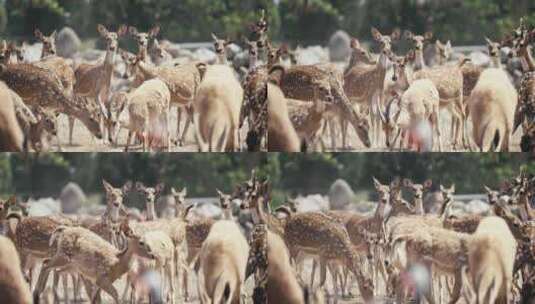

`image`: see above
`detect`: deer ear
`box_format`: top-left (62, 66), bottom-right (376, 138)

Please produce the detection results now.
top-left (483, 185), bottom-right (492, 194)
top-left (180, 187), bottom-right (187, 196)
top-left (403, 30), bottom-right (414, 40)
top-left (440, 185), bottom-right (445, 192)
top-left (391, 29), bottom-right (401, 41)
top-left (424, 31), bottom-right (433, 40)
top-left (102, 179), bottom-right (113, 192)
top-left (149, 25), bottom-right (160, 37)
top-left (211, 33), bottom-right (218, 41)
top-left (50, 30), bottom-right (57, 40)
top-left (216, 189), bottom-right (223, 197)
top-left (170, 187), bottom-right (177, 196)
top-left (122, 180), bottom-right (133, 193)
top-left (196, 62), bottom-right (207, 81)
top-left (350, 38), bottom-right (360, 49)
top-left (6, 195), bottom-right (17, 207)
top-left (371, 27), bottom-right (382, 41)
top-left (155, 183), bottom-right (165, 194)
top-left (423, 179), bottom-right (433, 188)
top-left (129, 26), bottom-right (139, 36)
top-left (372, 177), bottom-right (382, 190)
top-left (97, 24), bottom-right (108, 37)
top-left (446, 41), bottom-right (451, 48)
top-left (117, 25), bottom-right (128, 36)
top-left (450, 184), bottom-right (456, 192)
top-left (34, 29), bottom-right (44, 40)
top-left (135, 182), bottom-right (145, 191)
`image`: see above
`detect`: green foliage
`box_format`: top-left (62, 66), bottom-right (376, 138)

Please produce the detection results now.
top-left (2, 0), bottom-right (533, 45)
top-left (0, 3), bottom-right (8, 34)
top-left (0, 154), bottom-right (532, 206)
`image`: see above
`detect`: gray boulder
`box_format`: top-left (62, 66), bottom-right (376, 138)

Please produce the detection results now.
top-left (59, 182), bottom-right (86, 214)
top-left (192, 48), bottom-right (217, 64)
top-left (56, 27), bottom-right (81, 58)
top-left (293, 195), bottom-right (330, 212)
top-left (328, 30), bottom-right (351, 62)
top-left (470, 51), bottom-right (490, 67)
top-left (465, 200), bottom-right (490, 215)
top-left (328, 179), bottom-right (355, 210)
top-left (295, 46), bottom-right (329, 65)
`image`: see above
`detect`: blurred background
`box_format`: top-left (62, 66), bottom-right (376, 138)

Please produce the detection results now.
top-left (0, 153), bottom-right (533, 209)
top-left (0, 0), bottom-right (533, 46)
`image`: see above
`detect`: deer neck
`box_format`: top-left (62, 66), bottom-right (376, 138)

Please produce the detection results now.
top-left (491, 56), bottom-right (502, 69)
top-left (253, 198), bottom-right (285, 237)
top-left (399, 68), bottom-right (413, 91)
top-left (217, 53), bottom-right (228, 65)
top-left (373, 200), bottom-right (387, 223)
top-left (146, 201), bottom-right (157, 221)
top-left (138, 47), bottom-right (149, 63)
top-left (413, 49), bottom-right (426, 71)
top-left (249, 55), bottom-right (258, 71)
top-left (519, 194), bottom-right (534, 221)
top-left (113, 238), bottom-right (137, 279)
top-left (222, 208), bottom-right (234, 220)
top-left (413, 195), bottom-right (425, 215)
top-left (521, 46), bottom-right (535, 72)
top-left (136, 60), bottom-right (158, 78)
top-left (104, 48), bottom-right (117, 68)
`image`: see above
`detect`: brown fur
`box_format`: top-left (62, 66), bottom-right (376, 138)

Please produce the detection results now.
top-left (0, 235), bottom-right (32, 304)
top-left (267, 83), bottom-right (301, 152)
top-left (0, 82), bottom-right (24, 151)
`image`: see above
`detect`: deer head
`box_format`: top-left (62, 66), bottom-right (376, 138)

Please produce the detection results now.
top-left (0, 196), bottom-right (17, 221)
top-left (102, 179), bottom-right (132, 221)
top-left (435, 40), bottom-right (452, 63)
top-left (119, 49), bottom-right (138, 79)
top-left (129, 26), bottom-right (160, 51)
top-left (97, 24), bottom-right (127, 53)
top-left (266, 41), bottom-right (288, 68)
top-left (371, 27), bottom-right (400, 58)
top-left (483, 185), bottom-right (500, 205)
top-left (151, 39), bottom-right (168, 60)
top-left (485, 37), bottom-right (502, 58)
top-left (211, 33), bottom-right (231, 56)
top-left (404, 31), bottom-right (433, 52)
top-left (35, 29), bottom-right (57, 57)
top-left (103, 91), bottom-right (128, 144)
top-left (135, 182), bottom-right (164, 206)
top-left (373, 177), bottom-right (391, 204)
top-left (216, 189), bottom-right (232, 210)
top-left (403, 178), bottom-right (432, 199)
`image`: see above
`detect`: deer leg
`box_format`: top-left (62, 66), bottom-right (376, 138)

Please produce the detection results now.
top-left (68, 116), bottom-right (75, 146)
top-left (125, 130), bottom-right (133, 152)
top-left (448, 271), bottom-right (463, 304)
top-left (310, 258), bottom-right (317, 287)
top-left (33, 255), bottom-right (70, 302)
top-left (329, 263), bottom-right (340, 303)
top-left (62, 273), bottom-right (70, 304)
top-left (319, 257), bottom-right (328, 289)
top-left (96, 277), bottom-right (119, 304)
top-left (176, 107), bottom-right (182, 145)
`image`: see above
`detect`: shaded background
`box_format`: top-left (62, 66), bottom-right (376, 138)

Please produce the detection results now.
top-left (0, 153), bottom-right (533, 207)
top-left (0, 0), bottom-right (534, 46)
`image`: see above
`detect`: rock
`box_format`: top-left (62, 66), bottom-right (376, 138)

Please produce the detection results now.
top-left (328, 30), bottom-right (351, 62)
top-left (465, 200), bottom-right (490, 215)
top-left (232, 51), bottom-right (250, 70)
top-left (74, 49), bottom-right (105, 62)
top-left (294, 194), bottom-right (330, 212)
top-left (24, 43), bottom-right (42, 63)
top-left (59, 182), bottom-right (86, 214)
top-left (192, 202), bottom-right (222, 219)
top-left (226, 43), bottom-right (242, 60)
top-left (192, 48), bottom-right (217, 64)
top-left (470, 51), bottom-right (490, 67)
top-left (295, 46), bottom-right (329, 65)
top-left (26, 198), bottom-right (61, 216)
top-left (56, 27), bottom-right (81, 58)
top-left (328, 179), bottom-right (355, 210)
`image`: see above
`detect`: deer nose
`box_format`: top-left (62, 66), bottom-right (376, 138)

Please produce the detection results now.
top-left (392, 75), bottom-right (398, 82)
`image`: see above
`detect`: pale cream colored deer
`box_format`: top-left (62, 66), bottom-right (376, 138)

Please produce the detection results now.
top-left (0, 235), bottom-right (32, 304)
top-left (74, 24), bottom-right (127, 142)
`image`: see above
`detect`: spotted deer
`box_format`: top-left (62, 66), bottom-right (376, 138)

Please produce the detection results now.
top-left (74, 24), bottom-right (127, 142)
top-left (403, 178), bottom-right (432, 215)
top-left (270, 64), bottom-right (371, 148)
top-left (211, 33), bottom-right (231, 65)
top-left (136, 182), bottom-right (165, 221)
top-left (435, 40), bottom-right (453, 66)
top-left (345, 38), bottom-right (377, 74)
top-left (129, 25), bottom-right (160, 63)
top-left (0, 63), bottom-right (102, 140)
top-left (241, 178), bottom-right (375, 303)
top-left (0, 235), bottom-right (32, 304)
top-left (344, 28), bottom-right (400, 147)
top-left (404, 30), bottom-right (433, 71)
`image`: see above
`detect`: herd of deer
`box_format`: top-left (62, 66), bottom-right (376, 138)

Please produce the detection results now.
top-left (0, 170), bottom-right (534, 303)
top-left (0, 11), bottom-right (533, 152)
